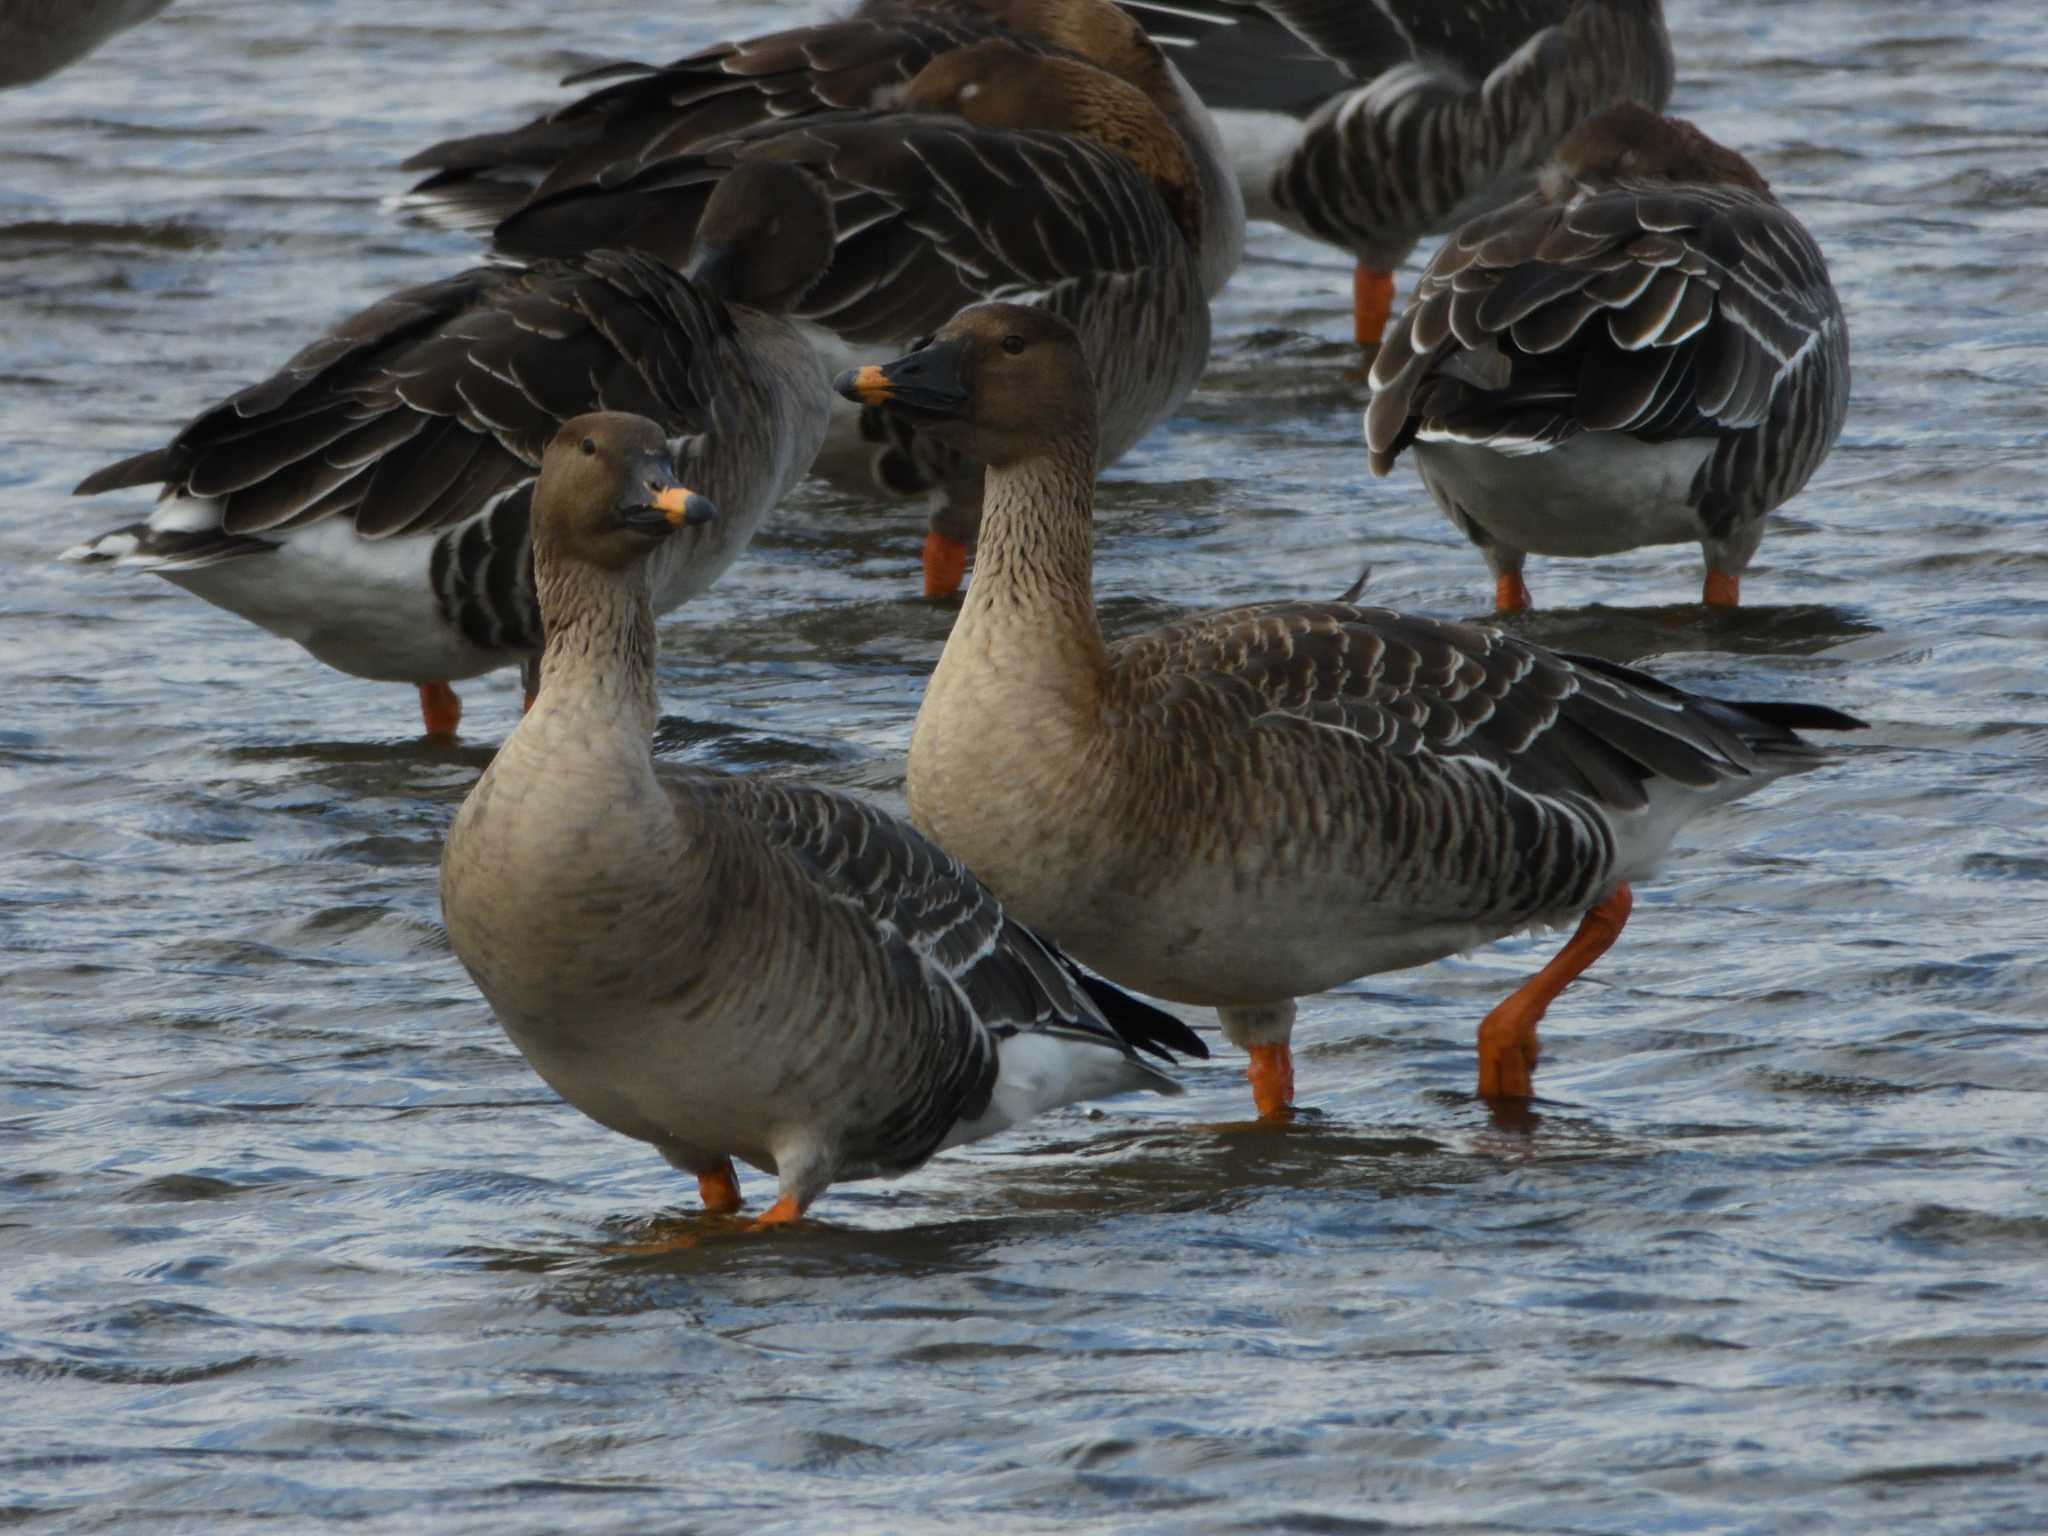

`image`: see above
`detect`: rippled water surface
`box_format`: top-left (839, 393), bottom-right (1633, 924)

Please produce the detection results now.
top-left (4, 1), bottom-right (2047, 1530)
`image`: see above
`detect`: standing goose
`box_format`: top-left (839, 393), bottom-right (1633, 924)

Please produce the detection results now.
top-left (440, 412), bottom-right (1206, 1229)
top-left (842, 304), bottom-right (1862, 1121)
top-left (64, 164), bottom-right (834, 737)
top-left (1120, 0), bottom-right (1672, 343)
top-left (480, 35), bottom-right (1217, 599)
top-left (1365, 105), bottom-right (1850, 613)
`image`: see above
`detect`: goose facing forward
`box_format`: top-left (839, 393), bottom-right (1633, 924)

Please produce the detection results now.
top-left (1120, 0), bottom-right (1672, 343)
top-left (1365, 104), bottom-right (1850, 614)
top-left (64, 163), bottom-right (834, 738)
top-left (841, 304), bottom-right (1862, 1120)
top-left (440, 413), bottom-right (1206, 1228)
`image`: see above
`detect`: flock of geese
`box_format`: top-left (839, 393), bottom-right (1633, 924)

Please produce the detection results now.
top-left (53, 0), bottom-right (1867, 1233)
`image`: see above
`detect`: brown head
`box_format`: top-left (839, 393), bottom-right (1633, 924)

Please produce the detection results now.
top-left (895, 0), bottom-right (1172, 102)
top-left (834, 302), bottom-right (1095, 469)
top-left (531, 412), bottom-right (716, 577)
top-left (1544, 104), bottom-right (1773, 199)
top-left (905, 40), bottom-right (1200, 249)
top-left (684, 161), bottom-right (837, 314)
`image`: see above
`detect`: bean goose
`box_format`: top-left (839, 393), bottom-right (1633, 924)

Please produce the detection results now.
top-left (841, 303), bottom-right (1863, 1120)
top-left (63, 163), bottom-right (834, 738)
top-left (412, 6), bottom-right (1226, 600)
top-left (440, 412), bottom-right (1206, 1229)
top-left (1120, 0), bottom-right (1672, 343)
top-left (0, 0), bottom-right (170, 88)
top-left (1365, 105), bottom-right (1850, 613)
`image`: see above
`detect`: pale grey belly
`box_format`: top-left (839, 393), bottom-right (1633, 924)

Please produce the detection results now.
top-left (1416, 435), bottom-right (1714, 556)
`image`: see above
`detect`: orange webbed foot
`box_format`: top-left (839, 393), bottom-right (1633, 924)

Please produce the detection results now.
top-left (748, 1194), bottom-right (805, 1231)
top-left (1475, 884), bottom-right (1632, 1101)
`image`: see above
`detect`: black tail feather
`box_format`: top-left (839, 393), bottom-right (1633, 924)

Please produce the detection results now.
top-left (1066, 963), bottom-right (1209, 1064)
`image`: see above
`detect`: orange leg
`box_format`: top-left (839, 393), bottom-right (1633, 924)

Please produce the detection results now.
top-left (416, 681), bottom-right (461, 737)
top-left (749, 1193), bottom-right (805, 1231)
top-left (923, 528), bottom-right (970, 599)
top-left (1495, 571), bottom-right (1533, 614)
top-left (1476, 883), bottom-right (1634, 1100)
top-left (1703, 571), bottom-right (1740, 608)
top-left (1246, 1042), bottom-right (1296, 1123)
top-left (1354, 267), bottom-right (1396, 347)
top-left (697, 1161), bottom-right (743, 1217)
top-left (522, 685), bottom-right (538, 714)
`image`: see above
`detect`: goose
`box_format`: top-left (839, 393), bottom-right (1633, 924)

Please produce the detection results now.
top-left (840, 303), bottom-right (1863, 1121)
top-left (63, 163), bottom-right (834, 738)
top-left (439, 412), bottom-right (1206, 1229)
top-left (0, 0), bottom-right (170, 89)
top-left (1365, 104), bottom-right (1850, 613)
top-left (406, 1), bottom-right (1232, 600)
top-left (1119, 0), bottom-right (1672, 344)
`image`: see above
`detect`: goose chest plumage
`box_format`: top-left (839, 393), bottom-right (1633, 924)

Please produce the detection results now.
top-left (1365, 104), bottom-right (1851, 613)
top-left (1118, 0), bottom-right (1673, 343)
top-left (405, 0), bottom-right (1233, 600)
top-left (63, 164), bottom-right (835, 737)
top-left (439, 412), bottom-right (1205, 1229)
top-left (842, 303), bottom-right (1864, 1121)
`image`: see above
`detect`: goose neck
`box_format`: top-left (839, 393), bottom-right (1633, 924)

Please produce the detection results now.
top-left (956, 438), bottom-right (1108, 677)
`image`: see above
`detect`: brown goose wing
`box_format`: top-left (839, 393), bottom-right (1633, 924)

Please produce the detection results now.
top-left (1109, 600), bottom-right (1854, 817)
top-left (1366, 183), bottom-right (1844, 476)
top-left (400, 12), bottom-right (1029, 229)
top-left (75, 251), bottom-right (733, 541)
top-left (494, 116), bottom-right (1190, 346)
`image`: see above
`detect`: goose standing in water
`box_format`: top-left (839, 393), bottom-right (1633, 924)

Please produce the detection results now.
top-left (439, 413), bottom-right (1206, 1229)
top-left (842, 304), bottom-right (1862, 1121)
top-left (1366, 105), bottom-right (1849, 613)
top-left (64, 165), bottom-right (834, 737)
top-left (1119, 0), bottom-right (1672, 344)
top-left (409, 2), bottom-right (1232, 600)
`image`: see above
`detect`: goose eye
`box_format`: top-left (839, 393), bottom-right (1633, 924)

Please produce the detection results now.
top-left (1001, 335), bottom-right (1025, 356)
top-left (580, 437), bottom-right (596, 457)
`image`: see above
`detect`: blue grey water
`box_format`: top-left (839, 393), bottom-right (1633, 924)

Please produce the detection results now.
top-left (2, 1), bottom-right (2045, 1530)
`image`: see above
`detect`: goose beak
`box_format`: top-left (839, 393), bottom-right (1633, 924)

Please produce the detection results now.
top-left (683, 239), bottom-right (736, 299)
top-left (620, 453), bottom-right (717, 532)
top-left (834, 338), bottom-right (969, 420)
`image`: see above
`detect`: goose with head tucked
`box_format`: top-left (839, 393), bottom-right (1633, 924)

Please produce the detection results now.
top-left (439, 412), bottom-right (1206, 1230)
top-left (64, 163), bottom-right (835, 738)
top-left (1365, 104), bottom-right (1850, 614)
top-left (1118, 0), bottom-right (1673, 344)
top-left (448, 15), bottom-right (1220, 600)
top-left (843, 303), bottom-right (1863, 1122)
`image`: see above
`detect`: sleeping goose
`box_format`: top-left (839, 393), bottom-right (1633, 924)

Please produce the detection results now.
top-left (0, 0), bottom-right (170, 88)
top-left (841, 303), bottom-right (1863, 1121)
top-left (63, 163), bottom-right (834, 738)
top-left (1120, 0), bottom-right (1672, 344)
top-left (439, 412), bottom-right (1206, 1229)
top-left (1365, 104), bottom-right (1850, 613)
top-left (485, 38), bottom-right (1215, 601)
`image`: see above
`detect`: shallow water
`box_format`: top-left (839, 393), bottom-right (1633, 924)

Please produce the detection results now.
top-left (3, 1), bottom-right (2046, 1531)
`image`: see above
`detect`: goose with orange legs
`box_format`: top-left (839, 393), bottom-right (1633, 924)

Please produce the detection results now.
top-left (844, 303), bottom-right (1862, 1122)
top-left (440, 413), bottom-right (1206, 1232)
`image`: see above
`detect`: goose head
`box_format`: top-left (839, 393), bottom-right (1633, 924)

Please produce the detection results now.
top-left (683, 160), bottom-right (837, 314)
top-left (531, 412), bottom-right (716, 576)
top-left (834, 303), bottom-right (1095, 469)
